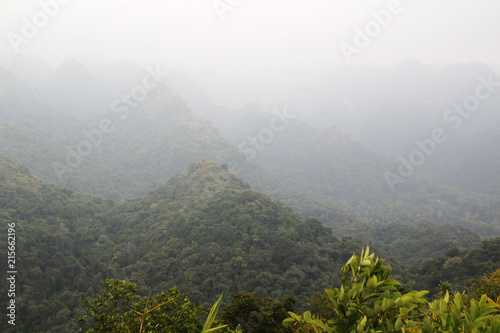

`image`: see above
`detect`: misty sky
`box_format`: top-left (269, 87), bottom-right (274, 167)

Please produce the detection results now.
top-left (1, 0), bottom-right (499, 107)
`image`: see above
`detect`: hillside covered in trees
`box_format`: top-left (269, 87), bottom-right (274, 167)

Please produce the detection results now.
top-left (0, 156), bottom-right (359, 331)
top-left (1, 57), bottom-right (500, 332)
top-left (1, 155), bottom-right (499, 332)
top-left (2, 0), bottom-right (500, 330)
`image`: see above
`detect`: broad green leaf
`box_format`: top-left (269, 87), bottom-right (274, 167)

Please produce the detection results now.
top-left (202, 293), bottom-right (224, 332)
top-left (395, 317), bottom-right (403, 330)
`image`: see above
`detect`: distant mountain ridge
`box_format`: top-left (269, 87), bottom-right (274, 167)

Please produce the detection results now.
top-left (1, 56), bottom-right (499, 237)
top-left (0, 58), bottom-right (354, 231)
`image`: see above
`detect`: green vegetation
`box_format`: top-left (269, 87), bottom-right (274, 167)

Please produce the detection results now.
top-left (79, 248), bottom-right (500, 332)
top-left (0, 155), bottom-right (114, 332)
top-left (79, 279), bottom-right (224, 333)
top-left (0, 157), bottom-right (355, 331)
top-left (104, 161), bottom-right (356, 306)
top-left (1, 155), bottom-right (499, 331)
top-left (286, 247), bottom-right (500, 332)
top-left (350, 221), bottom-right (481, 267)
top-left (417, 238), bottom-right (500, 293)
top-left (469, 269), bottom-right (500, 301)
top-left (2, 57), bottom-right (500, 332)
top-left (221, 293), bottom-right (294, 333)
top-left (286, 246), bottom-right (429, 332)
top-left (224, 114), bottom-right (500, 239)
top-left (2, 67), bottom-right (499, 243)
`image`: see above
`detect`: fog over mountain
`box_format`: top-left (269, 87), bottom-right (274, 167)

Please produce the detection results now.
top-left (1, 1), bottom-right (500, 332)
top-left (1, 0), bottom-right (500, 107)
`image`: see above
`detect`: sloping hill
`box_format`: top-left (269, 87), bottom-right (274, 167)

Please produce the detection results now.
top-left (223, 112), bottom-right (500, 237)
top-left (105, 161), bottom-right (355, 305)
top-left (0, 156), bottom-right (357, 332)
top-left (0, 154), bottom-right (114, 332)
top-left (0, 63), bottom-right (353, 230)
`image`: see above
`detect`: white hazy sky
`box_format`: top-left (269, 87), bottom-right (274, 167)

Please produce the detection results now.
top-left (1, 0), bottom-right (499, 107)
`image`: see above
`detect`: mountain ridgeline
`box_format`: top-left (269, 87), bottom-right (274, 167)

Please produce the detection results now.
top-left (0, 60), bottom-right (353, 229)
top-left (0, 156), bottom-right (499, 331)
top-left (1, 58), bottom-right (499, 240)
top-left (1, 56), bottom-right (500, 332)
top-left (0, 156), bottom-right (359, 332)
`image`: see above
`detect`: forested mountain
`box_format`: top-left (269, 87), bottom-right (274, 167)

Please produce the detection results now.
top-left (1, 57), bottom-right (498, 234)
top-left (417, 237), bottom-right (500, 293)
top-left (0, 60), bottom-right (342, 220)
top-left (351, 221), bottom-right (481, 268)
top-left (0, 61), bottom-right (279, 196)
top-left (103, 160), bottom-right (358, 305)
top-left (0, 67), bottom-right (85, 181)
top-left (0, 60), bottom-right (366, 253)
top-left (0, 154), bottom-right (114, 332)
top-left (1, 56), bottom-right (499, 331)
top-left (160, 66), bottom-right (239, 129)
top-left (0, 156), bottom-right (359, 332)
top-left (223, 110), bottom-right (500, 238)
top-left (3, 153), bottom-right (494, 331)
top-left (2, 0), bottom-right (500, 330)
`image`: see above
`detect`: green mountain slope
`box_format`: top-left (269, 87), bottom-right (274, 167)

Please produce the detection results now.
top-left (104, 161), bottom-right (356, 305)
top-left (0, 154), bottom-right (114, 332)
top-left (223, 112), bottom-right (500, 237)
top-left (417, 237), bottom-right (500, 293)
top-left (0, 63), bottom-right (355, 233)
top-left (0, 65), bottom-right (279, 197)
top-left (0, 156), bottom-right (358, 332)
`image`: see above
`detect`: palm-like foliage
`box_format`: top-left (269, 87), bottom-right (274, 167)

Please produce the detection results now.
top-left (285, 247), bottom-right (428, 332)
